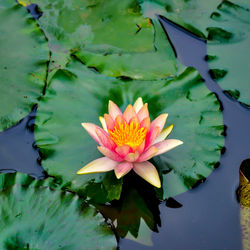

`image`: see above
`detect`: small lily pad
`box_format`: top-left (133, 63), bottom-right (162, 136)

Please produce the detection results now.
top-left (0, 0), bottom-right (49, 131)
top-left (0, 173), bottom-right (117, 249)
top-left (35, 59), bottom-right (224, 200)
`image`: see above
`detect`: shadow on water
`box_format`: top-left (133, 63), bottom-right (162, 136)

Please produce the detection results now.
top-left (120, 16), bottom-right (250, 250)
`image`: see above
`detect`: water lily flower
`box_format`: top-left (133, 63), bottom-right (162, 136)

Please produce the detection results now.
top-left (77, 98), bottom-right (183, 188)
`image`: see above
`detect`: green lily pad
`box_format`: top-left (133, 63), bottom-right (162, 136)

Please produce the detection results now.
top-left (0, 173), bottom-right (117, 249)
top-left (139, 0), bottom-right (220, 38)
top-left (207, 1), bottom-right (250, 106)
top-left (0, 0), bottom-right (49, 131)
top-left (35, 58), bottom-right (224, 200)
top-left (140, 0), bottom-right (250, 105)
top-left (19, 0), bottom-right (177, 80)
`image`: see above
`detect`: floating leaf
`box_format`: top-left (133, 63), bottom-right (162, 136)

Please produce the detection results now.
top-left (207, 1), bottom-right (250, 105)
top-left (139, 0), bottom-right (220, 38)
top-left (0, 1), bottom-right (49, 131)
top-left (19, 0), bottom-right (177, 80)
top-left (35, 59), bottom-right (224, 200)
top-left (141, 0), bottom-right (250, 105)
top-left (0, 173), bottom-right (117, 249)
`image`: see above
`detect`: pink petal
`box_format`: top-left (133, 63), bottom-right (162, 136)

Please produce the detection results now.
top-left (145, 126), bottom-right (160, 150)
top-left (114, 114), bottom-right (125, 127)
top-left (109, 100), bottom-right (122, 120)
top-left (114, 162), bottom-right (133, 179)
top-left (81, 123), bottom-right (101, 144)
top-left (123, 104), bottom-right (137, 123)
top-left (97, 146), bottom-right (123, 162)
top-left (140, 117), bottom-right (151, 131)
top-left (133, 161), bottom-right (161, 188)
top-left (77, 157), bottom-right (118, 175)
top-left (137, 146), bottom-right (158, 162)
top-left (154, 139), bottom-right (183, 156)
top-left (96, 127), bottom-right (116, 149)
top-left (154, 124), bottom-right (174, 144)
top-left (104, 114), bottom-right (115, 131)
top-left (115, 145), bottom-right (131, 158)
top-left (129, 116), bottom-right (139, 125)
top-left (151, 114), bottom-right (168, 134)
top-left (124, 152), bottom-right (139, 162)
top-left (137, 140), bottom-right (145, 154)
top-left (133, 97), bottom-right (143, 113)
top-left (137, 104), bottom-right (149, 122)
top-left (99, 116), bottom-right (108, 132)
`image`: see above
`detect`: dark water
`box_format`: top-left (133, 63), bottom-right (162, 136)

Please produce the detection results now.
top-left (0, 10), bottom-right (250, 250)
top-left (0, 106), bottom-right (45, 179)
top-left (26, 4), bottom-right (42, 19)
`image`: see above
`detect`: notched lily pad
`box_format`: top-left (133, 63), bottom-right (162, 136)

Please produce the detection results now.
top-left (142, 0), bottom-right (250, 105)
top-left (138, 0), bottom-right (220, 38)
top-left (0, 173), bottom-right (117, 249)
top-left (0, 0), bottom-right (49, 132)
top-left (35, 59), bottom-right (224, 201)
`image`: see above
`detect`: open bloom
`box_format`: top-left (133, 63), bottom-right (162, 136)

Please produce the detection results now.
top-left (77, 98), bottom-right (183, 188)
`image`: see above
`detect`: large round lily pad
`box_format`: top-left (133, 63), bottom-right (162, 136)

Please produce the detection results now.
top-left (0, 173), bottom-right (116, 249)
top-left (0, 0), bottom-right (49, 131)
top-left (19, 0), bottom-right (177, 80)
top-left (35, 59), bottom-right (224, 200)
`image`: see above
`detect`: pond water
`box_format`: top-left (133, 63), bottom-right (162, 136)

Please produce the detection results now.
top-left (0, 9), bottom-right (249, 250)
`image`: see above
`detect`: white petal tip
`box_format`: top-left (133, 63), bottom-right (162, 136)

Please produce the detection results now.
top-left (77, 169), bottom-right (86, 175)
top-left (81, 122), bottom-right (87, 128)
top-left (115, 173), bottom-right (123, 179)
top-left (154, 183), bottom-right (161, 188)
top-left (133, 161), bottom-right (161, 189)
top-left (99, 116), bottom-right (108, 132)
top-left (108, 100), bottom-right (114, 105)
top-left (148, 178), bottom-right (161, 189)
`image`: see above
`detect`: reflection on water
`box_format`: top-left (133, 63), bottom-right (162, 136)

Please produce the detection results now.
top-left (94, 172), bottom-right (161, 245)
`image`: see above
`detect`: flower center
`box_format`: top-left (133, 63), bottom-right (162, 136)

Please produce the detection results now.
top-left (108, 121), bottom-right (147, 149)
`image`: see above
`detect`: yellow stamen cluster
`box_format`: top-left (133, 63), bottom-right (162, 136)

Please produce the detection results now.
top-left (108, 122), bottom-right (147, 149)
